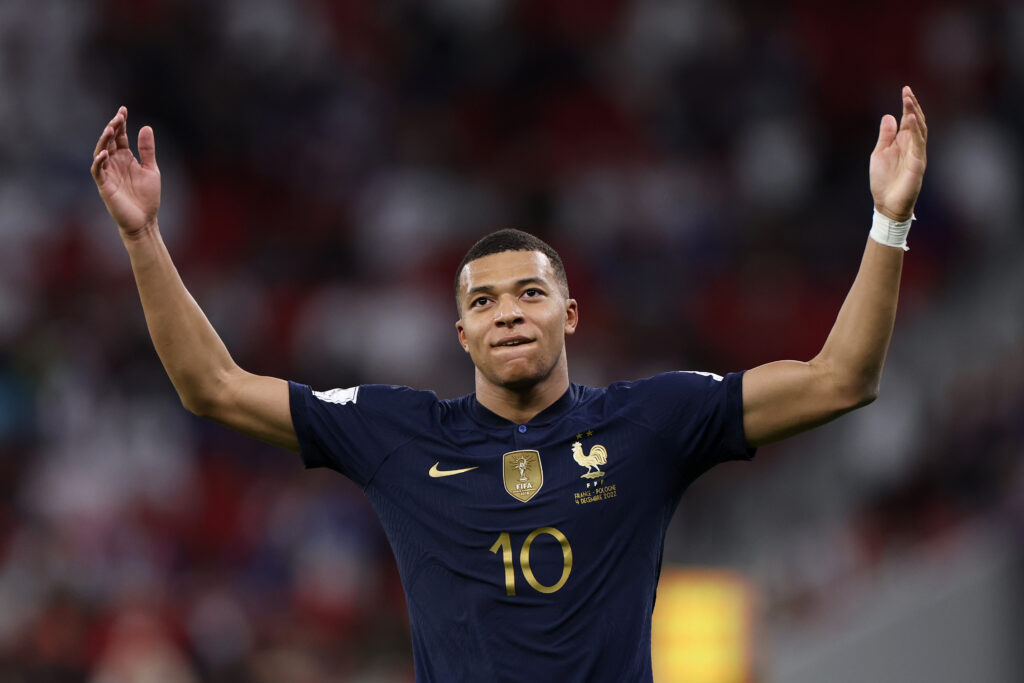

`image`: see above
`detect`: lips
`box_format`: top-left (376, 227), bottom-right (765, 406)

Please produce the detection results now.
top-left (492, 335), bottom-right (534, 348)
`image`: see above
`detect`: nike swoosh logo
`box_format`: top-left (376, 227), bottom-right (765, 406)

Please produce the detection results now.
top-left (429, 462), bottom-right (479, 478)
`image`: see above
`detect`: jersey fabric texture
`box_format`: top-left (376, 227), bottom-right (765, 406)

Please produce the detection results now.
top-left (289, 370), bottom-right (755, 682)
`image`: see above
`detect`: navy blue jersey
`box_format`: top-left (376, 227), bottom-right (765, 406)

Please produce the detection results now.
top-left (289, 371), bottom-right (755, 682)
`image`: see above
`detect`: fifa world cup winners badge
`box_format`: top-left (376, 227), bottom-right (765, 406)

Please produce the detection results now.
top-left (572, 432), bottom-right (618, 505)
top-left (503, 450), bottom-right (543, 502)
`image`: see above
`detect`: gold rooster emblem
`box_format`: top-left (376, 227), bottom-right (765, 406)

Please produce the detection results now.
top-left (572, 441), bottom-right (608, 479)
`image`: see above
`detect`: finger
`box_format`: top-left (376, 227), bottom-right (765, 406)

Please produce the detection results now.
top-left (91, 149), bottom-right (108, 181)
top-left (905, 86), bottom-right (926, 127)
top-left (115, 107), bottom-right (130, 150)
top-left (105, 113), bottom-right (123, 157)
top-left (93, 108), bottom-right (123, 157)
top-left (904, 112), bottom-right (927, 157)
top-left (898, 86), bottom-right (927, 148)
top-left (874, 114), bottom-right (897, 153)
top-left (93, 124), bottom-right (114, 158)
top-left (106, 128), bottom-right (118, 158)
top-left (138, 125), bottom-right (158, 170)
top-left (907, 90), bottom-right (927, 142)
top-left (899, 91), bottom-right (914, 132)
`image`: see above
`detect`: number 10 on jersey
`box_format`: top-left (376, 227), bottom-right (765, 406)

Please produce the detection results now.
top-left (490, 527), bottom-right (573, 596)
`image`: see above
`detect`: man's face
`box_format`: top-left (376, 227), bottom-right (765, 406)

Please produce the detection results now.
top-left (456, 250), bottom-right (577, 392)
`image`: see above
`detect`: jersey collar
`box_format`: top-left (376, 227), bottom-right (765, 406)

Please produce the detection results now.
top-left (469, 383), bottom-right (579, 428)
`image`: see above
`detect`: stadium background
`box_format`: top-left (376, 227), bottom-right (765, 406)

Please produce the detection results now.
top-left (0, 0), bottom-right (1022, 680)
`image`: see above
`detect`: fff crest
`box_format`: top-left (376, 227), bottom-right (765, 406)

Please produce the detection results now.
top-left (502, 450), bottom-right (543, 502)
top-left (572, 441), bottom-right (608, 479)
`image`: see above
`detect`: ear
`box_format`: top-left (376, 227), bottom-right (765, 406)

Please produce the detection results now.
top-left (564, 298), bottom-right (578, 336)
top-left (455, 319), bottom-right (469, 352)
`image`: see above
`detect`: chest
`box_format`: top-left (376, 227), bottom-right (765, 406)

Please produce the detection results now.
top-left (366, 416), bottom-right (685, 605)
top-left (373, 416), bottom-right (677, 537)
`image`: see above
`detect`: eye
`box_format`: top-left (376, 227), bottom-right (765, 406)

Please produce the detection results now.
top-left (470, 296), bottom-right (490, 308)
top-left (522, 288), bottom-right (542, 299)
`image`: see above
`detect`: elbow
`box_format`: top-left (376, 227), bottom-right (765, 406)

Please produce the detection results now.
top-left (836, 377), bottom-right (879, 412)
top-left (818, 356), bottom-right (882, 413)
top-left (179, 368), bottom-right (236, 419)
top-left (853, 386), bottom-right (878, 409)
top-left (180, 392), bottom-right (215, 418)
top-left (178, 380), bottom-right (226, 419)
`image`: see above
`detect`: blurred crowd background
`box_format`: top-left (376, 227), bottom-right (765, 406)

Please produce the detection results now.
top-left (0, 0), bottom-right (1022, 681)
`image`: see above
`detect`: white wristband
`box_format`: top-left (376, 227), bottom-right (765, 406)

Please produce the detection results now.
top-left (869, 209), bottom-right (914, 251)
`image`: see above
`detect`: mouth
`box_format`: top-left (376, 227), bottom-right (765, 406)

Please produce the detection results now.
top-left (492, 336), bottom-right (534, 348)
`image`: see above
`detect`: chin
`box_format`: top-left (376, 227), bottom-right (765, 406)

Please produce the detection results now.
top-left (493, 363), bottom-right (553, 392)
top-left (498, 374), bottom-right (544, 392)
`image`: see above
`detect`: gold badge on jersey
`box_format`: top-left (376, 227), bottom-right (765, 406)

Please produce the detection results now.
top-left (502, 450), bottom-right (543, 502)
top-left (571, 441), bottom-right (607, 479)
top-left (570, 435), bottom-right (618, 506)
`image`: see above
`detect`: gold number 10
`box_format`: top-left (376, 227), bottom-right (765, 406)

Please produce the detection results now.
top-left (489, 526), bottom-right (573, 596)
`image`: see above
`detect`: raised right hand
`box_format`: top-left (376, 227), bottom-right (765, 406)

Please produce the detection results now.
top-left (91, 106), bottom-right (161, 238)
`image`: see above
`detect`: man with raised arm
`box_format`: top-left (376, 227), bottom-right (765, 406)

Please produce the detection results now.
top-left (91, 87), bottom-right (927, 682)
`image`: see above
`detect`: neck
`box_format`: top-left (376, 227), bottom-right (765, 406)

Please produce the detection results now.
top-left (474, 362), bottom-right (570, 424)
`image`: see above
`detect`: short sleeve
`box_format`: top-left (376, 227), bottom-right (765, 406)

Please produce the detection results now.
top-left (288, 381), bottom-right (438, 488)
top-left (618, 370), bottom-right (755, 473)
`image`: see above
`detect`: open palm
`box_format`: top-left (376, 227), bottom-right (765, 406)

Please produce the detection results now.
top-left (91, 106), bottom-right (162, 236)
top-left (870, 86), bottom-right (927, 222)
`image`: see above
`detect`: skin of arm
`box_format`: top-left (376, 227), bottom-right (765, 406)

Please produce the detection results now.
top-left (741, 86), bottom-right (928, 447)
top-left (92, 107), bottom-right (298, 451)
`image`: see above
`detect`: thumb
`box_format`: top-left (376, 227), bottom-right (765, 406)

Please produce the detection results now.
top-left (138, 125), bottom-right (158, 170)
top-left (874, 114), bottom-right (897, 154)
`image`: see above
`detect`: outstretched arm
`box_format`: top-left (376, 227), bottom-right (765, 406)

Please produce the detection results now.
top-left (92, 107), bottom-right (298, 451)
top-left (742, 86), bottom-right (928, 447)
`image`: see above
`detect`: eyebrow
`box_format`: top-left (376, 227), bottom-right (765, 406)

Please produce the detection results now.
top-left (466, 277), bottom-right (548, 299)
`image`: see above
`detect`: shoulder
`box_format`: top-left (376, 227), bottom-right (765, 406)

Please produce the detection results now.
top-left (604, 371), bottom-right (727, 403)
top-left (588, 371), bottom-right (751, 461)
top-left (311, 383), bottom-right (438, 405)
top-left (298, 381), bottom-right (442, 421)
top-left (586, 371), bottom-right (742, 430)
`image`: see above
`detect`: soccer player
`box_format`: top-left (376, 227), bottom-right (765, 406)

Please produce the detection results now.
top-left (91, 87), bottom-right (927, 681)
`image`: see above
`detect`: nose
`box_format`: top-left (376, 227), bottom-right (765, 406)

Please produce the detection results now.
top-left (493, 294), bottom-right (523, 326)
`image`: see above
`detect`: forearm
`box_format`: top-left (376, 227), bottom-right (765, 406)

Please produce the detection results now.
top-left (742, 87), bottom-right (924, 446)
top-left (123, 223), bottom-right (238, 414)
top-left (814, 237), bottom-right (904, 400)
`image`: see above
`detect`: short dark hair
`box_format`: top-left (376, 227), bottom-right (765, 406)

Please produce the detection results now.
top-left (454, 229), bottom-right (569, 312)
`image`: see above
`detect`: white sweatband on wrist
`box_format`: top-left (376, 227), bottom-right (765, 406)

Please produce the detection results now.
top-left (869, 209), bottom-right (914, 251)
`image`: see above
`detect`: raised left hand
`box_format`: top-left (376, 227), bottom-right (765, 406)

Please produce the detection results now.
top-left (870, 86), bottom-right (927, 222)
